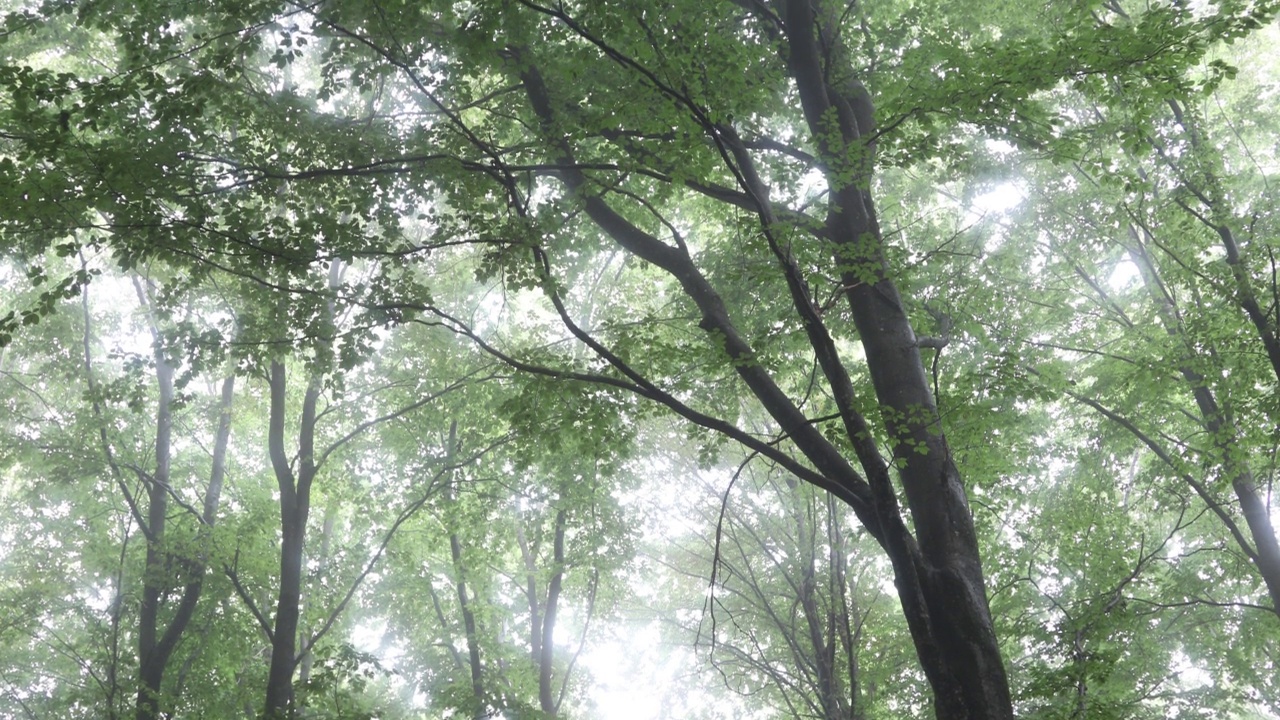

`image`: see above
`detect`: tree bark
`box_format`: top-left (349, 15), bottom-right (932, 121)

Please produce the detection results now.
top-left (263, 360), bottom-right (321, 717)
top-left (537, 507), bottom-right (567, 716)
top-left (509, 2), bottom-right (1012, 714)
top-left (135, 311), bottom-right (175, 720)
top-left (776, 3), bottom-right (1013, 716)
top-left (450, 529), bottom-right (486, 719)
top-left (1128, 237), bottom-right (1280, 617)
top-left (133, 280), bottom-right (236, 720)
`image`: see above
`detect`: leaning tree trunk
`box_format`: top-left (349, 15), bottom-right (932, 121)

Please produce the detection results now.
top-left (775, 2), bottom-right (1013, 716)
top-left (1126, 237), bottom-right (1280, 617)
top-left (506, 1), bottom-right (1012, 714)
top-left (1160, 102), bottom-right (1280, 615)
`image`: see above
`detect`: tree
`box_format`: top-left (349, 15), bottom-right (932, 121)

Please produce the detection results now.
top-left (282, 0), bottom-right (1016, 712)
top-left (118, 277), bottom-right (236, 720)
top-left (3, 0), bottom-right (1280, 718)
top-left (945, 5), bottom-right (1280, 712)
top-left (663, 460), bottom-right (916, 719)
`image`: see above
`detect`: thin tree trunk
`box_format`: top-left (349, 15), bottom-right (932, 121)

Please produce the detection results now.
top-left (829, 494), bottom-right (862, 720)
top-left (790, 484), bottom-right (842, 719)
top-left (537, 507), bottom-right (567, 716)
top-left (449, 529), bottom-right (486, 719)
top-left (440, 422), bottom-right (486, 719)
top-left (108, 520), bottom-right (130, 720)
top-left (299, 502), bottom-right (338, 686)
top-left (132, 280), bottom-right (236, 720)
top-left (516, 521), bottom-right (543, 670)
top-left (135, 321), bottom-right (174, 720)
top-left (263, 361), bottom-right (320, 717)
top-left (1163, 98), bottom-right (1280, 385)
top-left (1128, 237), bottom-right (1280, 616)
top-left (80, 279), bottom-right (125, 720)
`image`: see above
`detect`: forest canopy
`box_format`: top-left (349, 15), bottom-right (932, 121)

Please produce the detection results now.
top-left (2, 0), bottom-right (1279, 718)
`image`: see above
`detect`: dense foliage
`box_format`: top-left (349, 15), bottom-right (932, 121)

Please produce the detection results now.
top-left (2, 0), bottom-right (1279, 718)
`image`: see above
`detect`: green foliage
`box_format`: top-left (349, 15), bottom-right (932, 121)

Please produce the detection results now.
top-left (3, 0), bottom-right (1280, 718)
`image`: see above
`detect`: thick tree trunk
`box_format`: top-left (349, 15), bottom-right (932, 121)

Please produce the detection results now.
top-left (777, 2), bottom-right (1012, 717)
top-left (514, 3), bottom-right (1011, 714)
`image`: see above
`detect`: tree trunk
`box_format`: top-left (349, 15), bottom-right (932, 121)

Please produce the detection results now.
top-left (777, 3), bottom-right (1013, 716)
top-left (450, 530), bottom-right (486, 719)
top-left (514, 2), bottom-right (1013, 714)
top-left (516, 520), bottom-right (543, 670)
top-left (790, 484), bottom-right (844, 720)
top-left (133, 280), bottom-right (236, 720)
top-left (441, 423), bottom-right (486, 720)
top-left (80, 282), bottom-right (126, 720)
top-left (298, 501), bottom-right (337, 686)
top-left (1128, 237), bottom-right (1280, 617)
top-left (263, 261), bottom-right (342, 717)
top-left (537, 507), bottom-right (566, 716)
top-left (263, 360), bottom-right (320, 717)
top-left (828, 494), bottom-right (864, 720)
top-left (136, 327), bottom-right (174, 720)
